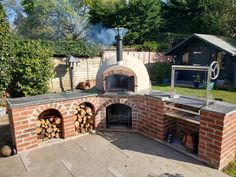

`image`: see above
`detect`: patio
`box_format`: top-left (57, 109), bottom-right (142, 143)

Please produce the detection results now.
top-left (0, 129), bottom-right (228, 177)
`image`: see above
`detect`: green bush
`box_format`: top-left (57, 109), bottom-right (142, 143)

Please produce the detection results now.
top-left (0, 4), bottom-right (14, 93)
top-left (133, 41), bottom-right (159, 51)
top-left (45, 40), bottom-right (101, 57)
top-left (149, 62), bottom-right (171, 83)
top-left (9, 40), bottom-right (54, 97)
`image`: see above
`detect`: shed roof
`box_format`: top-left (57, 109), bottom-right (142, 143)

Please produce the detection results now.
top-left (166, 33), bottom-right (236, 56)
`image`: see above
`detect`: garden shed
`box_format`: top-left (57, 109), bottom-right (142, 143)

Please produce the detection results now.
top-left (166, 33), bottom-right (236, 88)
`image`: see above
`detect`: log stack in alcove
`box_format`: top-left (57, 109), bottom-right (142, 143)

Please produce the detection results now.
top-left (74, 103), bottom-right (95, 133)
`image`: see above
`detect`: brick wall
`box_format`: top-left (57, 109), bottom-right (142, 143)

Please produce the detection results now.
top-left (49, 51), bottom-right (171, 92)
top-left (220, 111), bottom-right (236, 169)
top-left (198, 111), bottom-right (236, 170)
top-left (137, 96), bottom-right (166, 140)
top-left (8, 96), bottom-right (97, 152)
top-left (7, 93), bottom-right (236, 170)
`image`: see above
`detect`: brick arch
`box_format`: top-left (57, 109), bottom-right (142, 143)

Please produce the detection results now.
top-left (100, 100), bottom-right (137, 111)
top-left (96, 98), bottom-right (138, 129)
top-left (69, 99), bottom-right (97, 114)
top-left (32, 102), bottom-right (68, 119)
top-left (102, 66), bottom-right (137, 92)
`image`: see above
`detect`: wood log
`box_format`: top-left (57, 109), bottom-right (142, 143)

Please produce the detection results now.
top-left (46, 119), bottom-right (50, 125)
top-left (36, 120), bottom-right (41, 127)
top-left (46, 127), bottom-right (53, 133)
top-left (80, 128), bottom-right (86, 133)
top-left (80, 103), bottom-right (85, 108)
top-left (40, 119), bottom-right (45, 124)
top-left (36, 127), bottom-right (42, 134)
top-left (78, 117), bottom-right (83, 123)
top-left (55, 133), bottom-right (60, 139)
top-left (85, 107), bottom-right (92, 114)
top-left (55, 118), bottom-right (61, 124)
top-left (51, 132), bottom-right (55, 137)
top-left (80, 109), bottom-right (86, 116)
top-left (75, 121), bottom-right (80, 128)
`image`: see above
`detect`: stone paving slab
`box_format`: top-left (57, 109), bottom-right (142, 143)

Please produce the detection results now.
top-left (0, 132), bottom-right (229, 177)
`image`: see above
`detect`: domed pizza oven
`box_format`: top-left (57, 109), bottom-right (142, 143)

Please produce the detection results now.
top-left (96, 53), bottom-right (151, 93)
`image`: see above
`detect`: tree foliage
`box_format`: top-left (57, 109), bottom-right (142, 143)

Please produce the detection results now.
top-left (88, 0), bottom-right (161, 44)
top-left (0, 3), bottom-right (14, 93)
top-left (45, 40), bottom-right (101, 57)
top-left (9, 40), bottom-right (54, 97)
top-left (161, 0), bottom-right (236, 39)
top-left (16, 0), bottom-right (89, 40)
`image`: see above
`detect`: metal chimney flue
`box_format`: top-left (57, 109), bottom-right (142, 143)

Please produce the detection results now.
top-left (115, 34), bottom-right (123, 64)
top-left (115, 27), bottom-right (126, 65)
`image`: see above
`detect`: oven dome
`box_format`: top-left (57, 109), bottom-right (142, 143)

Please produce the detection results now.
top-left (96, 53), bottom-right (151, 93)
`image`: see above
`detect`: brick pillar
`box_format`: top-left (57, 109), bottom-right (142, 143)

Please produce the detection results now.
top-left (198, 111), bottom-right (226, 169)
top-left (220, 112), bottom-right (236, 169)
top-left (63, 115), bottom-right (75, 138)
top-left (8, 107), bottom-right (38, 153)
top-left (138, 97), bottom-right (166, 140)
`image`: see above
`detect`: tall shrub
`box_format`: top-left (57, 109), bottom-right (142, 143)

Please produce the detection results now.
top-left (0, 4), bottom-right (14, 94)
top-left (150, 62), bottom-right (171, 83)
top-left (9, 40), bottom-right (54, 97)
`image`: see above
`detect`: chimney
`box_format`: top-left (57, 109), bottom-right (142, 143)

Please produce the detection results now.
top-left (115, 33), bottom-right (123, 65)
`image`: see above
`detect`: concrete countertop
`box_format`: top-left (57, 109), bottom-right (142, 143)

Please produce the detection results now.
top-left (7, 90), bottom-right (99, 109)
top-left (7, 89), bottom-right (236, 116)
top-left (202, 101), bottom-right (236, 116)
top-left (147, 90), bottom-right (236, 116)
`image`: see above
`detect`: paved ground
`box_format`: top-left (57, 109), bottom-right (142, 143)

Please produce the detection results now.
top-left (0, 130), bottom-right (229, 177)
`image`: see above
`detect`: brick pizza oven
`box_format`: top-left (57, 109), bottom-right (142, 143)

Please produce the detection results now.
top-left (6, 50), bottom-right (236, 170)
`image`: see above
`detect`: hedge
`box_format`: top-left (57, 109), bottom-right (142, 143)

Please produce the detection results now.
top-left (44, 40), bottom-right (101, 57)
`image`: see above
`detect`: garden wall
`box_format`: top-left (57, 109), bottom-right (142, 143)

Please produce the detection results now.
top-left (48, 51), bottom-right (170, 92)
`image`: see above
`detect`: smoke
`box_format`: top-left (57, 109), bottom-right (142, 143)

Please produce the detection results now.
top-left (86, 23), bottom-right (128, 46)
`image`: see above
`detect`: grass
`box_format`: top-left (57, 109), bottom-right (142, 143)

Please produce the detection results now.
top-left (152, 84), bottom-right (236, 104)
top-left (224, 161), bottom-right (236, 177)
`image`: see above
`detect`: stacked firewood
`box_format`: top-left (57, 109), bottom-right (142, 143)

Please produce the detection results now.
top-left (36, 116), bottom-right (62, 141)
top-left (77, 80), bottom-right (96, 90)
top-left (74, 103), bottom-right (95, 133)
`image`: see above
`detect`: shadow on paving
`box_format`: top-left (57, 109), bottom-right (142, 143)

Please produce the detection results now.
top-left (99, 131), bottom-right (207, 168)
top-left (149, 173), bottom-right (184, 177)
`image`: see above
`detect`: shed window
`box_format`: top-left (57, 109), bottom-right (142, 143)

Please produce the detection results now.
top-left (217, 51), bottom-right (226, 69)
top-left (182, 51), bottom-right (189, 65)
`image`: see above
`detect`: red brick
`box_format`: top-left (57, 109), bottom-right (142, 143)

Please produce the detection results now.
top-left (17, 142), bottom-right (31, 148)
top-left (15, 124), bottom-right (29, 131)
top-left (24, 136), bottom-right (37, 142)
top-left (20, 110), bottom-right (33, 116)
top-left (25, 144), bottom-right (38, 150)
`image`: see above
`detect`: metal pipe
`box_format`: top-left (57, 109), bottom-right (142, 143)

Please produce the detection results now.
top-left (115, 34), bottom-right (123, 63)
top-left (70, 64), bottom-right (74, 91)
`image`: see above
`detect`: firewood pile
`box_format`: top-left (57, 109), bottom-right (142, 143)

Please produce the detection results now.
top-left (77, 80), bottom-right (96, 90)
top-left (74, 103), bottom-right (95, 133)
top-left (36, 116), bottom-right (62, 141)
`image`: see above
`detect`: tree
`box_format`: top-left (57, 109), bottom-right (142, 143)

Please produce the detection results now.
top-left (161, 0), bottom-right (203, 34)
top-left (0, 3), bottom-right (14, 94)
top-left (161, 0), bottom-right (236, 39)
top-left (200, 0), bottom-right (236, 39)
top-left (16, 0), bottom-right (89, 40)
top-left (9, 40), bottom-right (54, 97)
top-left (88, 0), bottom-right (161, 44)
